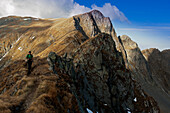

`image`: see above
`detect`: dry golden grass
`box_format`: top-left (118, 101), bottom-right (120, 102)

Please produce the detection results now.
top-left (0, 16), bottom-right (78, 62)
top-left (0, 57), bottom-right (80, 113)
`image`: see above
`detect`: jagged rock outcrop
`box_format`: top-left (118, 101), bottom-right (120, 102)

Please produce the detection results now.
top-left (73, 10), bottom-right (129, 67)
top-left (142, 49), bottom-right (170, 113)
top-left (142, 48), bottom-right (170, 93)
top-left (117, 35), bottom-right (170, 113)
top-left (118, 35), bottom-right (153, 83)
top-left (48, 33), bottom-right (160, 113)
top-left (73, 10), bottom-right (114, 38)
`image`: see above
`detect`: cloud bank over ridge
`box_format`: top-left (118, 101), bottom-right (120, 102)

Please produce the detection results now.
top-left (0, 0), bottom-right (129, 22)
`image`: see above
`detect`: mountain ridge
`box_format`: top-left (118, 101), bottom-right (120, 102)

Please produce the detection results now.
top-left (0, 33), bottom-right (160, 113)
top-left (0, 10), bottom-right (168, 112)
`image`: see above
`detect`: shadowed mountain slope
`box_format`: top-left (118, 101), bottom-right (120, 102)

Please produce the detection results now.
top-left (117, 35), bottom-right (170, 113)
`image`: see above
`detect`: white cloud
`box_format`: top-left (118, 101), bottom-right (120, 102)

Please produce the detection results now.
top-left (68, 3), bottom-right (91, 17)
top-left (0, 0), bottom-right (129, 22)
top-left (0, 0), bottom-right (74, 18)
top-left (91, 3), bottom-right (129, 22)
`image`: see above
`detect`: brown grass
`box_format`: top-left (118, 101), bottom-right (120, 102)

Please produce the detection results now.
top-left (0, 57), bottom-right (80, 113)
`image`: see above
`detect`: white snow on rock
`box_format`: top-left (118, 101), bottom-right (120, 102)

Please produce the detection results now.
top-left (0, 52), bottom-right (9, 61)
top-left (30, 36), bottom-right (35, 39)
top-left (18, 47), bottom-right (22, 51)
top-left (104, 104), bottom-right (107, 106)
top-left (127, 108), bottom-right (130, 110)
top-left (16, 36), bottom-right (22, 43)
top-left (34, 18), bottom-right (39, 20)
top-left (23, 18), bottom-right (31, 21)
top-left (87, 108), bottom-right (93, 113)
top-left (134, 97), bottom-right (137, 102)
top-left (127, 108), bottom-right (131, 113)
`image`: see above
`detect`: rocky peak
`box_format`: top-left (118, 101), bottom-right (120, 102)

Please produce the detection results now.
top-left (120, 35), bottom-right (138, 49)
top-left (142, 48), bottom-right (160, 61)
top-left (118, 35), bottom-right (153, 84)
top-left (162, 49), bottom-right (170, 55)
top-left (142, 48), bottom-right (170, 94)
top-left (87, 10), bottom-right (105, 19)
top-left (73, 10), bottom-right (114, 38)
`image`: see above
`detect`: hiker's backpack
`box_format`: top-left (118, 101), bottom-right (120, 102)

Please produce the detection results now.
top-left (26, 54), bottom-right (33, 60)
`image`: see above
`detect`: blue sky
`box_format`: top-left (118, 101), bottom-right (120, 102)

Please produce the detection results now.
top-left (75, 0), bottom-right (170, 24)
top-left (0, 0), bottom-right (169, 50)
top-left (74, 0), bottom-right (170, 50)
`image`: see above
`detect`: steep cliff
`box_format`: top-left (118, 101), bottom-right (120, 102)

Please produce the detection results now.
top-left (118, 35), bottom-right (152, 83)
top-left (117, 35), bottom-right (170, 113)
top-left (142, 48), bottom-right (170, 93)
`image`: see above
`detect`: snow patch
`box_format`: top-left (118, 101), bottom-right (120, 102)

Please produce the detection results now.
top-left (23, 18), bottom-right (31, 21)
top-left (127, 108), bottom-right (131, 113)
top-left (134, 97), bottom-right (137, 102)
top-left (16, 36), bottom-right (22, 43)
top-left (127, 108), bottom-right (130, 110)
top-left (0, 52), bottom-right (9, 61)
top-left (18, 47), bottom-right (22, 51)
top-left (86, 108), bottom-right (93, 113)
top-left (30, 36), bottom-right (35, 39)
top-left (34, 18), bottom-right (39, 20)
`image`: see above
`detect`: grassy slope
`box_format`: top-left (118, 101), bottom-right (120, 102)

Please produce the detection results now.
top-left (0, 57), bottom-right (79, 113)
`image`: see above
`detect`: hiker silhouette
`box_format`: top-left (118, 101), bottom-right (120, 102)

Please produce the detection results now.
top-left (26, 51), bottom-right (33, 75)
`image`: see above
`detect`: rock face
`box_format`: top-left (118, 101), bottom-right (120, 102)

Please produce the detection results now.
top-left (0, 10), bottom-right (161, 112)
top-left (142, 49), bottom-right (170, 113)
top-left (142, 48), bottom-right (170, 93)
top-left (73, 10), bottom-right (114, 38)
top-left (118, 35), bottom-right (152, 83)
top-left (47, 33), bottom-right (159, 113)
top-left (117, 35), bottom-right (170, 113)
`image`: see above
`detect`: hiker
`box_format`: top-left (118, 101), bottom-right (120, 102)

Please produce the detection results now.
top-left (26, 51), bottom-right (33, 75)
